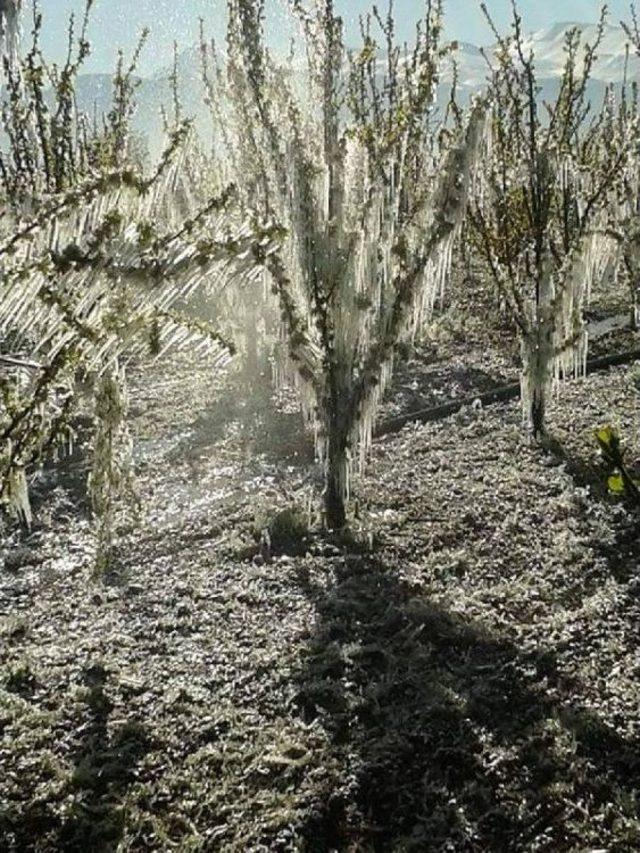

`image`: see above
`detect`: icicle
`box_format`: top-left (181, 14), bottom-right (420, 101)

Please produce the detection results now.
top-left (0, 0), bottom-right (21, 67)
top-left (6, 464), bottom-right (32, 528)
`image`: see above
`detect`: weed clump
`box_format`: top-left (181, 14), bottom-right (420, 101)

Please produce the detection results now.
top-left (254, 506), bottom-right (311, 558)
top-left (5, 661), bottom-right (38, 696)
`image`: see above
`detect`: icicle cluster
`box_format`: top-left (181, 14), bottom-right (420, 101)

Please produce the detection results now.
top-left (0, 0), bottom-right (21, 67)
top-left (471, 3), bottom-right (631, 437)
top-left (87, 363), bottom-right (132, 572)
top-left (278, 110), bottom-right (482, 499)
top-left (518, 221), bottom-right (618, 428)
top-left (5, 460), bottom-right (31, 527)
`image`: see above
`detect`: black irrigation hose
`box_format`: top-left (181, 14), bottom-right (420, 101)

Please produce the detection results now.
top-left (375, 348), bottom-right (640, 438)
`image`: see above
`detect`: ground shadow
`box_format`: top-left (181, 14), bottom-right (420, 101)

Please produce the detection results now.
top-left (388, 362), bottom-right (511, 416)
top-left (594, 509), bottom-right (640, 586)
top-left (0, 665), bottom-right (149, 851)
top-left (55, 665), bottom-right (150, 851)
top-left (542, 435), bottom-right (610, 501)
top-left (25, 414), bottom-right (95, 523)
top-left (294, 554), bottom-right (640, 851)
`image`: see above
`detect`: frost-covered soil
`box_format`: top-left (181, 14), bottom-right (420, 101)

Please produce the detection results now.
top-left (1, 331), bottom-right (640, 851)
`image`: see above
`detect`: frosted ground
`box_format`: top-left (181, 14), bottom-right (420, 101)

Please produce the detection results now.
top-left (2, 285), bottom-right (639, 850)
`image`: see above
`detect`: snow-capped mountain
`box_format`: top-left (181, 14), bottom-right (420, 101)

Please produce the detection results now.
top-left (442, 21), bottom-right (639, 89)
top-left (519, 21), bottom-right (639, 82)
top-left (70, 21), bottom-right (639, 158)
top-left (442, 41), bottom-right (488, 88)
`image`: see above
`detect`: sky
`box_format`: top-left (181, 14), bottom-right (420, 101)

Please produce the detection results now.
top-left (33, 0), bottom-right (635, 76)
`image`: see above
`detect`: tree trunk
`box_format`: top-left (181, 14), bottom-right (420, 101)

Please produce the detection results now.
top-left (524, 286), bottom-right (553, 441)
top-left (631, 287), bottom-right (639, 332)
top-left (244, 298), bottom-right (259, 377)
top-left (324, 418), bottom-right (348, 530)
top-left (530, 385), bottom-right (546, 440)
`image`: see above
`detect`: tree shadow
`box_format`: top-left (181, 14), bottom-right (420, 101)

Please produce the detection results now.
top-left (0, 665), bottom-right (149, 851)
top-left (294, 555), bottom-right (640, 851)
top-left (55, 665), bottom-right (150, 852)
top-left (542, 435), bottom-right (612, 503)
top-left (387, 361), bottom-right (511, 419)
top-left (594, 509), bottom-right (640, 586)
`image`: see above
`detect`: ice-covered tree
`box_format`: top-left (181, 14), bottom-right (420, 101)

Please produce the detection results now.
top-left (470, 4), bottom-right (627, 438)
top-left (606, 9), bottom-right (640, 330)
top-left (194, 25), bottom-right (278, 379)
top-left (217, 0), bottom-right (486, 527)
top-left (0, 3), bottom-right (269, 559)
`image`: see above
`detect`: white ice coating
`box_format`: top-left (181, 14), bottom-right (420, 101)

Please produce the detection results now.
top-left (0, 140), bottom-right (250, 373)
top-left (0, 0), bottom-right (21, 67)
top-left (270, 100), bottom-right (485, 504)
top-left (0, 131), bottom-right (253, 515)
top-left (5, 458), bottom-right (31, 528)
top-left (519, 221), bottom-right (617, 428)
top-left (472, 145), bottom-right (620, 430)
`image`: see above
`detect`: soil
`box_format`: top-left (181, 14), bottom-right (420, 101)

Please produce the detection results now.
top-left (1, 306), bottom-right (640, 851)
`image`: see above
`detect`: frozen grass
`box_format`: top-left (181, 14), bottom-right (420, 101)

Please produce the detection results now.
top-left (1, 338), bottom-right (640, 850)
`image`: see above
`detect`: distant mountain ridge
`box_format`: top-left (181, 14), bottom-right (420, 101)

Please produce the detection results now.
top-left (71, 21), bottom-right (640, 158)
top-left (442, 21), bottom-right (639, 88)
top-left (517, 21), bottom-right (638, 81)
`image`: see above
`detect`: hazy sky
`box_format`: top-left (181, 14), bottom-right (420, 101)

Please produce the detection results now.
top-left (33, 1), bottom-right (633, 75)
